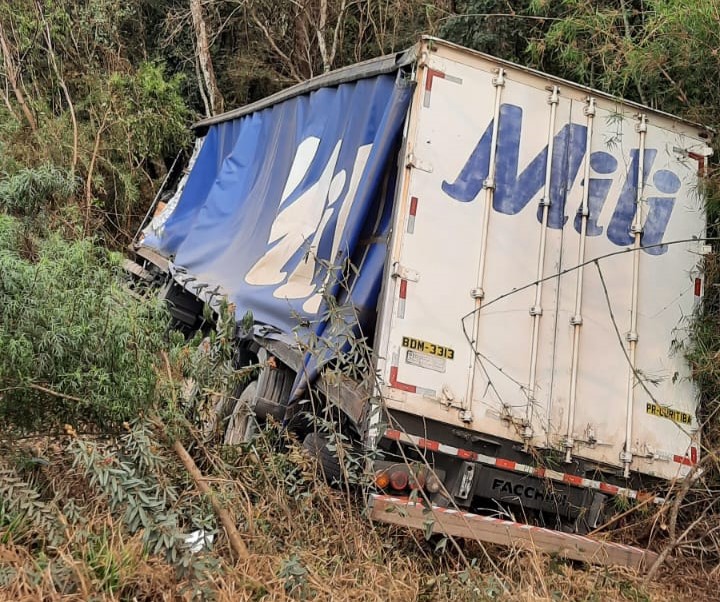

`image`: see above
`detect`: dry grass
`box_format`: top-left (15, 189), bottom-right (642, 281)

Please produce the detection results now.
top-left (2, 422), bottom-right (719, 602)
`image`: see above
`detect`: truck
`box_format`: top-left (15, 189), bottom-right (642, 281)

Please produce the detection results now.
top-left (130, 37), bottom-right (712, 568)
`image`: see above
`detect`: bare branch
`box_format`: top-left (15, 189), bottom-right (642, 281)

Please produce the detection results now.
top-left (190, 0), bottom-right (224, 115)
top-left (0, 18), bottom-right (36, 131)
top-left (85, 106), bottom-right (111, 234)
top-left (36, 1), bottom-right (78, 175)
top-left (249, 7), bottom-right (303, 83)
top-left (316, 0), bottom-right (330, 72)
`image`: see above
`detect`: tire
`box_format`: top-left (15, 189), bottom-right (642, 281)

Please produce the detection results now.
top-left (256, 363), bottom-right (294, 407)
top-left (302, 432), bottom-right (343, 485)
top-left (253, 360), bottom-right (296, 424)
top-left (224, 381), bottom-right (258, 445)
top-left (223, 356), bottom-right (296, 444)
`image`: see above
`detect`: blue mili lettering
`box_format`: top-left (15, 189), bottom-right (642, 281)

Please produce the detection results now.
top-left (606, 149), bottom-right (657, 247)
top-left (574, 151), bottom-right (618, 237)
top-left (642, 169), bottom-right (681, 256)
top-left (443, 104), bottom-right (586, 229)
top-left (444, 104), bottom-right (681, 256)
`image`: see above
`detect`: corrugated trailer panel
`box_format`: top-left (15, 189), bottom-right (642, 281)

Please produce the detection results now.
top-left (377, 39), bottom-right (708, 482)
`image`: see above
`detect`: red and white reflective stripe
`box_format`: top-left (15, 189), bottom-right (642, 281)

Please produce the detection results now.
top-left (388, 362), bottom-right (436, 397)
top-left (397, 279), bottom-right (408, 318)
top-left (407, 196), bottom-right (418, 233)
top-left (423, 69), bottom-right (463, 108)
top-left (673, 454), bottom-right (693, 467)
top-left (672, 444), bottom-right (698, 467)
top-left (383, 428), bottom-right (665, 504)
top-left (389, 366), bottom-right (416, 394)
top-left (371, 494), bottom-right (649, 556)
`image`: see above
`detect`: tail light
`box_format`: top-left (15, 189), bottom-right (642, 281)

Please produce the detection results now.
top-left (374, 463), bottom-right (445, 493)
top-left (390, 469), bottom-right (408, 490)
top-left (425, 473), bottom-right (442, 493)
top-left (409, 472), bottom-right (426, 490)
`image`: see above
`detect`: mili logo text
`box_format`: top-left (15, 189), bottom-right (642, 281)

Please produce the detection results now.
top-left (443, 104), bottom-right (685, 255)
top-left (245, 137), bottom-right (371, 312)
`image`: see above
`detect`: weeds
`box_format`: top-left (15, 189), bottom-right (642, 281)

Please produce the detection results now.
top-left (1, 415), bottom-right (705, 601)
top-left (0, 213), bottom-right (177, 432)
top-left (0, 164), bottom-right (77, 215)
top-left (1, 208), bottom-right (717, 601)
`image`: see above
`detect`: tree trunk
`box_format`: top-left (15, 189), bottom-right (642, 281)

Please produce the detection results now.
top-left (190, 0), bottom-right (223, 116)
top-left (0, 20), bottom-right (36, 131)
top-left (36, 1), bottom-right (78, 175)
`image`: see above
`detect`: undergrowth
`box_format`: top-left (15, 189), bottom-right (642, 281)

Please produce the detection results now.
top-left (0, 213), bottom-right (179, 432)
top-left (2, 214), bottom-right (719, 601)
top-left (1, 416), bottom-right (706, 602)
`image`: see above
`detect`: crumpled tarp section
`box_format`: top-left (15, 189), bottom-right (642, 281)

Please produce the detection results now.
top-left (142, 73), bottom-right (413, 375)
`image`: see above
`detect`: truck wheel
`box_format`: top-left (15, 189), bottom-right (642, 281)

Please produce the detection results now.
top-left (254, 362), bottom-right (294, 422)
top-left (224, 381), bottom-right (258, 445)
top-left (302, 432), bottom-right (343, 485)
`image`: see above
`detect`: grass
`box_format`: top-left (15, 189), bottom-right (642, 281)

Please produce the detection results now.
top-left (1, 417), bottom-right (717, 602)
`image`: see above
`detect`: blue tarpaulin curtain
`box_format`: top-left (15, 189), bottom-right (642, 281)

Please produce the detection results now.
top-left (143, 72), bottom-right (413, 372)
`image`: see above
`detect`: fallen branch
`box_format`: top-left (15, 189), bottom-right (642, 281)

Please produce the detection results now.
top-left (172, 438), bottom-right (250, 561)
top-left (28, 383), bottom-right (85, 404)
top-left (644, 461), bottom-right (704, 582)
top-left (159, 350), bottom-right (251, 561)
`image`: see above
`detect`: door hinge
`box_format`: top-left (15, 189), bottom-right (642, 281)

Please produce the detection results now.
top-left (391, 263), bottom-right (420, 282)
top-left (406, 152), bottom-right (433, 173)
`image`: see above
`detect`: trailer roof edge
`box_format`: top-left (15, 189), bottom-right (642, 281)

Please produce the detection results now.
top-left (421, 36), bottom-right (714, 137)
top-left (192, 47), bottom-right (417, 134)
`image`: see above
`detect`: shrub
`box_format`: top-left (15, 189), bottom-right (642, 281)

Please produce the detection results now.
top-left (0, 213), bottom-right (173, 432)
top-left (0, 164), bottom-right (77, 215)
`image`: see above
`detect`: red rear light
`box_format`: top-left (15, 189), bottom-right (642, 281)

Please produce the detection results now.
top-left (390, 470), bottom-right (408, 490)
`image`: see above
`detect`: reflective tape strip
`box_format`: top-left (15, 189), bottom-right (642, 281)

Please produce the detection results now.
top-left (397, 280), bottom-right (408, 318)
top-left (407, 197), bottom-right (418, 233)
top-left (399, 279), bottom-right (408, 299)
top-left (417, 438), bottom-right (439, 452)
top-left (423, 69), bottom-right (463, 107)
top-left (388, 368), bottom-right (435, 397)
top-left (381, 429), bottom-right (665, 504)
top-left (673, 454), bottom-right (694, 467)
top-left (688, 151), bottom-right (707, 176)
top-left (388, 367), bottom-right (415, 394)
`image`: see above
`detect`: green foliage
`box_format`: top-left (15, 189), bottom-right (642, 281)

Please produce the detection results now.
top-left (0, 164), bottom-right (77, 215)
top-left (0, 467), bottom-right (65, 548)
top-left (70, 423), bottom-right (215, 570)
top-left (440, 0), bottom-right (542, 63)
top-left (0, 1), bottom-right (193, 241)
top-left (108, 62), bottom-right (190, 161)
top-left (0, 214), bottom-right (171, 431)
top-left (279, 553), bottom-right (309, 596)
top-left (526, 0), bottom-right (720, 126)
top-left (0, 419), bottom-right (219, 597)
top-left (207, 0), bottom-right (442, 108)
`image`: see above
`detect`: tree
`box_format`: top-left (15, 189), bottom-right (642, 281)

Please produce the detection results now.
top-left (190, 0), bottom-right (224, 115)
top-left (0, 1), bottom-right (191, 241)
top-left (440, 0), bottom-right (547, 63)
top-left (526, 0), bottom-right (720, 125)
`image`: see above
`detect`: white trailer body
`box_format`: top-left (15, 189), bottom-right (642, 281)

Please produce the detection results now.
top-left (375, 39), bottom-right (709, 483)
